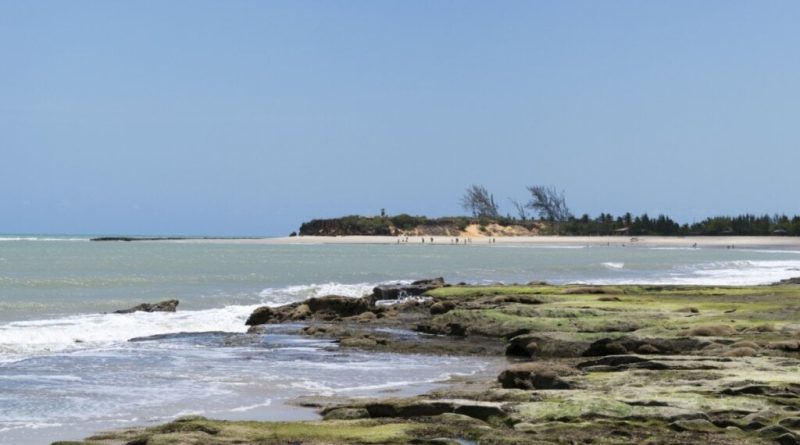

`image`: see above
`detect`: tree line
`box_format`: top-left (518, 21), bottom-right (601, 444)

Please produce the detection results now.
top-left (460, 184), bottom-right (800, 236)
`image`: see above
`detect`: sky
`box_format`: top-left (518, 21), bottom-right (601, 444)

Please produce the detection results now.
top-left (2, 1), bottom-right (799, 236)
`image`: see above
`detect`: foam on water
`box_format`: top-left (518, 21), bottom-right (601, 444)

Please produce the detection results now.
top-left (258, 281), bottom-right (391, 306)
top-left (0, 305), bottom-right (258, 361)
top-left (602, 262), bottom-right (625, 270)
top-left (583, 259), bottom-right (800, 286)
top-left (0, 330), bottom-right (498, 445)
top-left (0, 281), bottom-right (390, 362)
top-left (229, 399), bottom-right (272, 413)
top-left (685, 260), bottom-right (800, 285)
top-left (0, 237), bottom-right (88, 242)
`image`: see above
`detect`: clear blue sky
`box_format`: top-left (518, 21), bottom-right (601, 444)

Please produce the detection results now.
top-left (2, 1), bottom-right (799, 236)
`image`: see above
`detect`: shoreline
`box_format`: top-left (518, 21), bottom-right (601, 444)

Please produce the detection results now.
top-left (161, 235), bottom-right (800, 251)
top-left (57, 280), bottom-right (800, 445)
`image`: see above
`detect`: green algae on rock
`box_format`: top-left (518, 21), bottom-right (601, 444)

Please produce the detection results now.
top-left (56, 282), bottom-right (800, 445)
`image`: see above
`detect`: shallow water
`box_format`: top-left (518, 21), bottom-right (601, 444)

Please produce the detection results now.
top-left (0, 326), bottom-right (499, 444)
top-left (2, 238), bottom-right (800, 443)
top-left (2, 238), bottom-right (799, 322)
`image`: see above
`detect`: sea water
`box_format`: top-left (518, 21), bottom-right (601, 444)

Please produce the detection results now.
top-left (2, 237), bottom-right (800, 443)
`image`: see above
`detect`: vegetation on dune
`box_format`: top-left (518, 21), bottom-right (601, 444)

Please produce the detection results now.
top-left (298, 214), bottom-right (538, 236)
top-left (298, 212), bottom-right (800, 237)
top-left (461, 184), bottom-right (500, 218)
top-left (298, 184), bottom-right (800, 236)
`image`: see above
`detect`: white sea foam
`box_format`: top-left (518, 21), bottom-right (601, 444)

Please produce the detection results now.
top-left (602, 262), bottom-right (625, 270)
top-left (0, 237), bottom-right (88, 242)
top-left (335, 380), bottom-right (423, 393)
top-left (582, 259), bottom-right (800, 286)
top-left (258, 282), bottom-right (386, 306)
top-left (0, 421), bottom-right (64, 433)
top-left (684, 260), bottom-right (800, 285)
top-left (287, 377), bottom-right (432, 396)
top-left (0, 281), bottom-right (394, 363)
top-left (0, 304), bottom-right (260, 361)
top-left (737, 248), bottom-right (800, 255)
top-left (229, 399), bottom-right (272, 412)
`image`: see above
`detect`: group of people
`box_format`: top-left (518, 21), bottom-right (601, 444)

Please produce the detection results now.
top-left (395, 236), bottom-right (498, 245)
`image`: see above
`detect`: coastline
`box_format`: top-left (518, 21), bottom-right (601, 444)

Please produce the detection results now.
top-left (56, 280), bottom-right (800, 445)
top-left (168, 235), bottom-right (800, 251)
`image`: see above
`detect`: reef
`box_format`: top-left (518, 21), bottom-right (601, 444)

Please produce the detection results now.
top-left (57, 281), bottom-right (800, 444)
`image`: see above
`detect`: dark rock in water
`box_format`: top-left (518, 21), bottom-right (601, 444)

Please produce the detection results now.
top-left (246, 306), bottom-right (277, 325)
top-left (114, 300), bottom-right (179, 314)
top-left (370, 278), bottom-right (444, 303)
top-left (92, 236), bottom-right (140, 241)
top-left (306, 295), bottom-right (371, 318)
top-left (412, 277), bottom-right (445, 286)
top-left (246, 296), bottom-right (373, 325)
top-left (128, 331), bottom-right (228, 342)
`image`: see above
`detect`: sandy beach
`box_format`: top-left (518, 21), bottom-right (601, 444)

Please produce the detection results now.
top-left (179, 235), bottom-right (800, 251)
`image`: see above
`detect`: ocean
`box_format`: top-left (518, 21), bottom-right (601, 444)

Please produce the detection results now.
top-left (2, 236), bottom-right (800, 444)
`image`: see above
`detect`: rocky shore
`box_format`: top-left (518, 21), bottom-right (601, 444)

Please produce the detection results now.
top-left (55, 280), bottom-right (800, 444)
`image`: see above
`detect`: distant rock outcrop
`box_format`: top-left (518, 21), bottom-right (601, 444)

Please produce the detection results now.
top-left (298, 217), bottom-right (395, 236)
top-left (114, 300), bottom-right (179, 314)
top-left (297, 215), bottom-right (538, 237)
